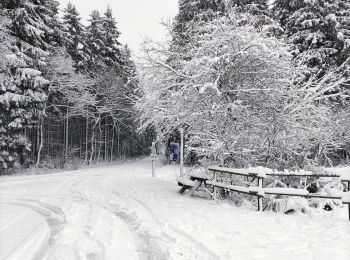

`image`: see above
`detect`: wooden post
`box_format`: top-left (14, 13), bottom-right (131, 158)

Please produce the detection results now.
top-left (180, 128), bottom-right (184, 177)
top-left (258, 178), bottom-right (263, 212)
top-left (348, 181), bottom-right (350, 221)
top-left (214, 171), bottom-right (217, 200)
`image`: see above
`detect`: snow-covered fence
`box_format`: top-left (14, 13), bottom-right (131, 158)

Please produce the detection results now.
top-left (207, 166), bottom-right (350, 221)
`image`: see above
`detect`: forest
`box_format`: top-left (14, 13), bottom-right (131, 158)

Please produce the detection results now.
top-left (1, 0), bottom-right (350, 174)
top-left (0, 0), bottom-right (154, 173)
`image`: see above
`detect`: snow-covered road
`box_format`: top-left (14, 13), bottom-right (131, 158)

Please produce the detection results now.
top-left (1, 158), bottom-right (350, 260)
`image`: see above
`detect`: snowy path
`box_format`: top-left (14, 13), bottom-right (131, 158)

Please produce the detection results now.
top-left (1, 158), bottom-right (350, 260)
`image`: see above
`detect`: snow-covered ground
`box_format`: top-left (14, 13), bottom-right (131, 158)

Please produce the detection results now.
top-left (0, 158), bottom-right (349, 260)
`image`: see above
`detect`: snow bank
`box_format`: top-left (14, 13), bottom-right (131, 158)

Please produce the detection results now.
top-left (208, 166), bottom-right (321, 178)
top-left (317, 167), bottom-right (350, 181)
top-left (264, 188), bottom-right (310, 196)
top-left (342, 192), bottom-right (350, 204)
top-left (208, 166), bottom-right (269, 178)
top-left (340, 170), bottom-right (350, 182)
top-left (187, 171), bottom-right (211, 180)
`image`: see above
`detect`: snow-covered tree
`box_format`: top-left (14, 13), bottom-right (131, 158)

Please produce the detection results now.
top-left (101, 6), bottom-right (122, 68)
top-left (227, 0), bottom-right (268, 14)
top-left (171, 0), bottom-right (225, 58)
top-left (271, 0), bottom-right (350, 76)
top-left (86, 10), bottom-right (106, 71)
top-left (62, 2), bottom-right (88, 69)
top-left (0, 2), bottom-right (51, 171)
top-left (138, 10), bottom-right (343, 167)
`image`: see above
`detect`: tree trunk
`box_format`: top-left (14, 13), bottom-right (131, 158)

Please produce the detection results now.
top-left (117, 132), bottom-right (120, 158)
top-left (36, 119), bottom-right (44, 167)
top-left (89, 126), bottom-right (95, 166)
top-left (89, 117), bottom-right (99, 165)
top-left (104, 119), bottom-right (108, 161)
top-left (110, 126), bottom-right (114, 163)
top-left (47, 119), bottom-right (50, 158)
top-left (97, 120), bottom-right (102, 162)
top-left (65, 107), bottom-right (69, 164)
top-left (85, 115), bottom-right (89, 164)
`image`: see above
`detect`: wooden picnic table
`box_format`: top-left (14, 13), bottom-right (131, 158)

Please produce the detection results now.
top-left (177, 174), bottom-right (212, 196)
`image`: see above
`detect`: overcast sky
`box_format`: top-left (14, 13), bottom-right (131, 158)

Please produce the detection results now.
top-left (58, 0), bottom-right (179, 54)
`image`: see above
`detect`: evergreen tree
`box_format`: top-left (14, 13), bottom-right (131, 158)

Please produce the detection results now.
top-left (121, 45), bottom-right (137, 81)
top-left (228, 0), bottom-right (268, 15)
top-left (271, 0), bottom-right (348, 73)
top-left (86, 10), bottom-right (106, 71)
top-left (172, 0), bottom-right (225, 50)
top-left (0, 0), bottom-right (22, 9)
top-left (11, 0), bottom-right (56, 49)
top-left (328, 0), bottom-right (350, 74)
top-left (226, 0), bottom-right (282, 36)
top-left (42, 0), bottom-right (63, 45)
top-left (102, 6), bottom-right (122, 68)
top-left (0, 1), bottom-right (51, 171)
top-left (62, 2), bottom-right (88, 69)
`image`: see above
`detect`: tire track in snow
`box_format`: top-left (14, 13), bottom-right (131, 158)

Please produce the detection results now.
top-left (112, 190), bottom-right (220, 259)
top-left (57, 175), bottom-right (109, 260)
top-left (103, 200), bottom-right (169, 260)
top-left (68, 175), bottom-right (167, 259)
top-left (66, 187), bottom-right (156, 260)
top-left (1, 175), bottom-right (105, 260)
top-left (1, 199), bottom-right (65, 260)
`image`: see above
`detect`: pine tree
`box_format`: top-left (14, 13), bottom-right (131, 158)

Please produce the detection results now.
top-left (102, 6), bottom-right (122, 68)
top-left (0, 1), bottom-right (51, 171)
top-left (42, 0), bottom-right (63, 45)
top-left (271, 0), bottom-right (345, 73)
top-left (0, 0), bottom-right (22, 9)
top-left (327, 0), bottom-right (350, 73)
top-left (228, 0), bottom-right (268, 15)
top-left (172, 0), bottom-right (225, 49)
top-left (226, 0), bottom-right (281, 36)
top-left (175, 0), bottom-right (225, 26)
top-left (11, 0), bottom-right (53, 49)
top-left (271, 0), bottom-right (350, 106)
top-left (62, 2), bottom-right (88, 69)
top-left (121, 45), bottom-right (137, 81)
top-left (86, 10), bottom-right (106, 71)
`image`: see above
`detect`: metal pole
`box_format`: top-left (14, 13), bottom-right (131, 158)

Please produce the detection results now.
top-left (180, 128), bottom-right (184, 177)
top-left (152, 159), bottom-right (155, 177)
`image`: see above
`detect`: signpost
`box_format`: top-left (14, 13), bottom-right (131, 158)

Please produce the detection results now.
top-left (150, 142), bottom-right (157, 177)
top-left (152, 159), bottom-right (155, 177)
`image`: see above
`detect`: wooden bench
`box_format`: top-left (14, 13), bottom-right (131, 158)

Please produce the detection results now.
top-left (177, 173), bottom-right (212, 197)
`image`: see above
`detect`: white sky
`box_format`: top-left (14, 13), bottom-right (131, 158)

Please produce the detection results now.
top-left (57, 0), bottom-right (179, 54)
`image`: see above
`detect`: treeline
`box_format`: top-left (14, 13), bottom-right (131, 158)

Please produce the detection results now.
top-left (137, 0), bottom-right (350, 168)
top-left (0, 1), bottom-right (153, 173)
